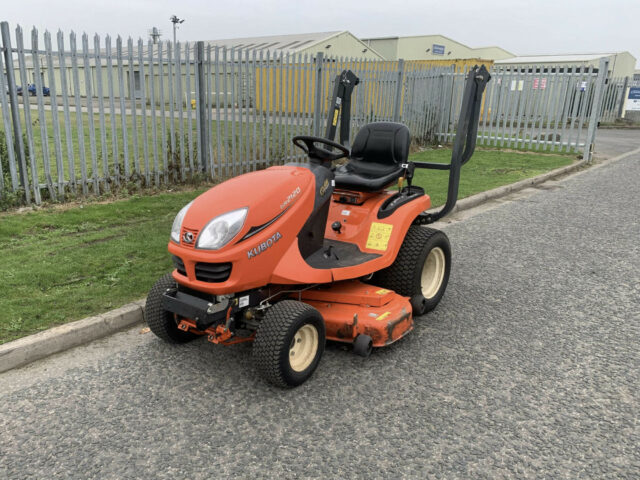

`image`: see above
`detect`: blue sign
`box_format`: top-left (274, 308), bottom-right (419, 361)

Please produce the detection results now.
top-left (432, 44), bottom-right (445, 55)
top-left (629, 87), bottom-right (640, 100)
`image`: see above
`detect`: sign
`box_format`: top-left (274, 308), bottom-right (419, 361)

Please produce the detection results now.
top-left (432, 44), bottom-right (445, 55)
top-left (533, 78), bottom-right (547, 90)
top-left (627, 86), bottom-right (640, 111)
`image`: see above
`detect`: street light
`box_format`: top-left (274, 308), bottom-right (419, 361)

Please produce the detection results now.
top-left (170, 15), bottom-right (185, 46)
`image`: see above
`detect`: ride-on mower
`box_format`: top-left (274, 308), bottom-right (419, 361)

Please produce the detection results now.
top-left (146, 65), bottom-right (490, 387)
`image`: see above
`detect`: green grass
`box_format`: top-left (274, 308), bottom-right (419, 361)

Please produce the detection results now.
top-left (411, 148), bottom-right (575, 206)
top-left (0, 147), bottom-right (577, 343)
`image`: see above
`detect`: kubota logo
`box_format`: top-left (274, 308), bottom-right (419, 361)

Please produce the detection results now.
top-left (247, 232), bottom-right (282, 259)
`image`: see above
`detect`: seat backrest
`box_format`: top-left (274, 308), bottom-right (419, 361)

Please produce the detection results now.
top-left (351, 122), bottom-right (410, 166)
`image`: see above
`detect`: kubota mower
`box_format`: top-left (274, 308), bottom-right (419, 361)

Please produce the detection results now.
top-left (145, 65), bottom-right (490, 387)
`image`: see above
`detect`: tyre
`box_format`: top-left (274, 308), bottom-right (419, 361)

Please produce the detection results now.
top-left (253, 300), bottom-right (325, 387)
top-left (373, 226), bottom-right (451, 316)
top-left (145, 273), bottom-right (198, 343)
top-left (353, 334), bottom-right (373, 358)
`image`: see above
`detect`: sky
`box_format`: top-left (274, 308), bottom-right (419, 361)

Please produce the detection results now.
top-left (1, 0), bottom-right (638, 66)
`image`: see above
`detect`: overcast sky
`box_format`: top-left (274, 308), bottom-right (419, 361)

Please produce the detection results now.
top-left (2, 0), bottom-right (638, 66)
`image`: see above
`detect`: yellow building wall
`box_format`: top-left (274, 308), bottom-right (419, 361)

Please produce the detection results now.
top-left (255, 58), bottom-right (494, 115)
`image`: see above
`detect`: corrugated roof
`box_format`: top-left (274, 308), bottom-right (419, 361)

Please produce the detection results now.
top-left (204, 31), bottom-right (343, 54)
top-left (496, 53), bottom-right (616, 64)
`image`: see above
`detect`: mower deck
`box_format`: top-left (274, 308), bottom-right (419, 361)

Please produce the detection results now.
top-left (300, 280), bottom-right (413, 347)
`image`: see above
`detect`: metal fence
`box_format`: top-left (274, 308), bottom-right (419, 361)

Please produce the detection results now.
top-left (442, 61), bottom-right (610, 154)
top-left (0, 22), bottom-right (612, 206)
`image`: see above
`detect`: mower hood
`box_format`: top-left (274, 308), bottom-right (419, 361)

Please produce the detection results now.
top-left (181, 166), bottom-right (314, 243)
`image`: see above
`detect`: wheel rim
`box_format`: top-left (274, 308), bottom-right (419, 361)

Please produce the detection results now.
top-left (421, 247), bottom-right (446, 299)
top-left (289, 324), bottom-right (319, 372)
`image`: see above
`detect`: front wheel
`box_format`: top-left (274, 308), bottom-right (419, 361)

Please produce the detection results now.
top-left (373, 226), bottom-right (451, 316)
top-left (253, 300), bottom-right (325, 387)
top-left (145, 273), bottom-right (198, 343)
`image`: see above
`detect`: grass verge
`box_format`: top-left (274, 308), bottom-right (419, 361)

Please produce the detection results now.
top-left (0, 148), bottom-right (576, 343)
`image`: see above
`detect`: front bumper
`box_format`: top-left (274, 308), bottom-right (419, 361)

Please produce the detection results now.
top-left (162, 288), bottom-right (262, 331)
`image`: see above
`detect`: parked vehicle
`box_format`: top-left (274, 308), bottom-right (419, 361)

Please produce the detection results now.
top-left (16, 84), bottom-right (50, 96)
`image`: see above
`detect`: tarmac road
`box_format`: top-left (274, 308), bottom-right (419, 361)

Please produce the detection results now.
top-left (1, 130), bottom-right (639, 479)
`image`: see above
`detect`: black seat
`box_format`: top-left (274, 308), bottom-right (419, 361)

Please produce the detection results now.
top-left (334, 122), bottom-right (410, 192)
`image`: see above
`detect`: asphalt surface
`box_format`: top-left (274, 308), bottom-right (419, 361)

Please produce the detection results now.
top-left (1, 130), bottom-right (639, 479)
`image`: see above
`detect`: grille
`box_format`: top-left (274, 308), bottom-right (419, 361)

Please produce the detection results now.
top-left (195, 262), bottom-right (232, 283)
top-left (172, 255), bottom-right (186, 276)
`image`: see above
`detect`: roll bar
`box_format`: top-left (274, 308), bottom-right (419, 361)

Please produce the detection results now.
top-left (325, 65), bottom-right (491, 224)
top-left (413, 65), bottom-right (491, 223)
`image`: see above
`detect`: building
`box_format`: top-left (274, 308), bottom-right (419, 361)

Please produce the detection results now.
top-left (360, 34), bottom-right (515, 61)
top-left (494, 52), bottom-right (637, 79)
top-left (205, 31), bottom-right (385, 60)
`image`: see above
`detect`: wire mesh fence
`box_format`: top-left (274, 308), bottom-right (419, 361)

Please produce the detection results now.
top-left (0, 22), bottom-right (616, 206)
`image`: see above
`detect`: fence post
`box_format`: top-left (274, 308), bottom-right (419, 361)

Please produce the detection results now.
top-left (313, 52), bottom-right (324, 136)
top-left (195, 41), bottom-right (208, 173)
top-left (393, 59), bottom-right (405, 122)
top-left (617, 76), bottom-right (629, 118)
top-left (583, 57), bottom-right (609, 163)
top-left (0, 21), bottom-right (30, 203)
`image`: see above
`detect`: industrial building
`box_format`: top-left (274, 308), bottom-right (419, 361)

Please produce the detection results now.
top-left (204, 31), bottom-right (385, 60)
top-left (360, 34), bottom-right (514, 61)
top-left (494, 52), bottom-right (636, 79)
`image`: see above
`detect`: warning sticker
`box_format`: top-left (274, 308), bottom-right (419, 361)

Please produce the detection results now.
top-left (376, 311), bottom-right (391, 321)
top-left (366, 222), bottom-right (393, 251)
top-left (376, 289), bottom-right (390, 295)
top-left (332, 108), bottom-right (339, 126)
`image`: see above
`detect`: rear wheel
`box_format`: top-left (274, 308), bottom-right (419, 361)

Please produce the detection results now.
top-left (145, 273), bottom-right (198, 343)
top-left (253, 300), bottom-right (325, 387)
top-left (373, 226), bottom-right (451, 316)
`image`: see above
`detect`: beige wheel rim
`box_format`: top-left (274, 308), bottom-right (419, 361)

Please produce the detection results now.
top-left (289, 324), bottom-right (319, 372)
top-left (421, 247), bottom-right (446, 299)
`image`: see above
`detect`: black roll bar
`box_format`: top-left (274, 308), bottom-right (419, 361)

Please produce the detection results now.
top-left (324, 70), bottom-right (359, 148)
top-left (414, 65), bottom-right (491, 224)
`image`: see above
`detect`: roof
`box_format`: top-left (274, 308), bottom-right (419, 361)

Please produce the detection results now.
top-left (204, 31), bottom-right (343, 54)
top-left (362, 33), bottom-right (469, 48)
top-left (495, 53), bottom-right (617, 64)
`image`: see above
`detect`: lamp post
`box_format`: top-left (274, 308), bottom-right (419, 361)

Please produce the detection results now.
top-left (169, 15), bottom-right (185, 46)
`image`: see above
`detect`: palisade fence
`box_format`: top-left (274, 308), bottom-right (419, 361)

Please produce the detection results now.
top-left (0, 22), bottom-right (613, 206)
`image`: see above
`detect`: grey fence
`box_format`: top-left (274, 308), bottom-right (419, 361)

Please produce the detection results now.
top-left (0, 22), bottom-right (612, 206)
top-left (442, 61), bottom-right (610, 155)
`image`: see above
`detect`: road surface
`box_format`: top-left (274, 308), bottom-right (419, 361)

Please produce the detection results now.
top-left (0, 130), bottom-right (638, 479)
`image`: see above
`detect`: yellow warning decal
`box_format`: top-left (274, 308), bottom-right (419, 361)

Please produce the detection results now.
top-left (366, 222), bottom-right (393, 251)
top-left (332, 108), bottom-right (339, 126)
top-left (376, 288), bottom-right (390, 295)
top-left (377, 311), bottom-right (391, 321)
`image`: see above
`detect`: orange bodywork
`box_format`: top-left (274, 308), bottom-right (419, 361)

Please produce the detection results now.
top-left (170, 165), bottom-right (430, 294)
top-left (168, 164), bottom-right (429, 348)
top-left (300, 280), bottom-right (413, 347)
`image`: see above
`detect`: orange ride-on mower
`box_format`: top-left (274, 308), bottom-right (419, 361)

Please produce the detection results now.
top-left (145, 66), bottom-right (490, 387)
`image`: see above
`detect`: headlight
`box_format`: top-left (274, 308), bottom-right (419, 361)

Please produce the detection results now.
top-left (170, 201), bottom-right (193, 243)
top-left (196, 208), bottom-right (248, 250)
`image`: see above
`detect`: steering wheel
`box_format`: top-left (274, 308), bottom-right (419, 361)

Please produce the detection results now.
top-left (292, 135), bottom-right (350, 163)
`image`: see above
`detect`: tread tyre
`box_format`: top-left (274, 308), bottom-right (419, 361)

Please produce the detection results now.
top-left (145, 273), bottom-right (198, 343)
top-left (374, 226), bottom-right (451, 316)
top-left (253, 300), bottom-right (325, 388)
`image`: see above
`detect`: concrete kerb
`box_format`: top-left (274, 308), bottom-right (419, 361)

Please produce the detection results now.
top-left (2, 147), bottom-right (639, 373)
top-left (0, 300), bottom-right (145, 373)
